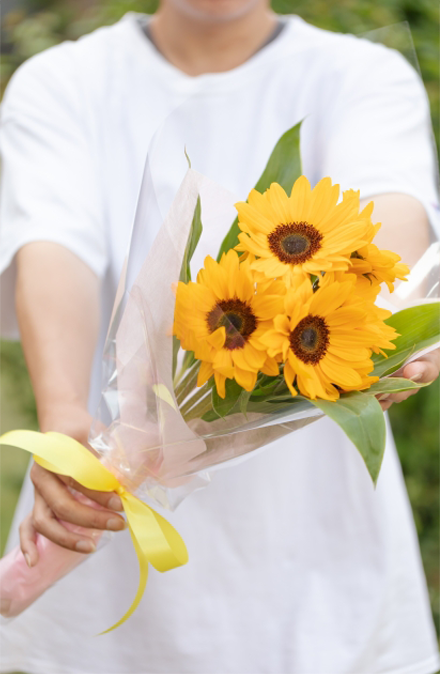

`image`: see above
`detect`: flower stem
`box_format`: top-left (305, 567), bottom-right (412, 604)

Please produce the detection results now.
top-left (175, 362), bottom-right (200, 405)
top-left (173, 350), bottom-right (196, 387)
top-left (179, 382), bottom-right (211, 417)
top-left (182, 394), bottom-right (213, 423)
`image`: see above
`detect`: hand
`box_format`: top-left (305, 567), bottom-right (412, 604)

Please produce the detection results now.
top-left (20, 462), bottom-right (126, 567)
top-left (379, 348), bottom-right (440, 411)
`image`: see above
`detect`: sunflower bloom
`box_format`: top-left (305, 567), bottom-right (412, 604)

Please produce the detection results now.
top-left (346, 203), bottom-right (409, 291)
top-left (261, 276), bottom-right (395, 401)
top-left (235, 177), bottom-right (372, 283)
top-left (351, 244), bottom-right (409, 292)
top-left (320, 271), bottom-right (399, 357)
top-left (174, 250), bottom-right (284, 398)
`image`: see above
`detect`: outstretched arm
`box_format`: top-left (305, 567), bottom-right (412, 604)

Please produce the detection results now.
top-left (16, 242), bottom-right (126, 567)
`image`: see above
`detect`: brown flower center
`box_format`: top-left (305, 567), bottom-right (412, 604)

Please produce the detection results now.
top-left (206, 299), bottom-right (257, 350)
top-left (268, 222), bottom-right (323, 265)
top-left (289, 315), bottom-right (329, 364)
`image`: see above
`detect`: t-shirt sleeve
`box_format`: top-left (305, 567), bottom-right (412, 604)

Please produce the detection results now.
top-left (0, 46), bottom-right (108, 338)
top-left (319, 40), bottom-right (440, 238)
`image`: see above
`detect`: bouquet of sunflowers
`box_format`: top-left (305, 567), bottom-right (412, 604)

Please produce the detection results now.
top-left (1, 121), bottom-right (438, 630)
top-left (169, 122), bottom-right (438, 490)
top-left (175, 179), bottom-right (405, 406)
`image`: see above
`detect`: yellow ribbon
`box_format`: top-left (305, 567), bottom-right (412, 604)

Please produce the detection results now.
top-left (0, 430), bottom-right (188, 633)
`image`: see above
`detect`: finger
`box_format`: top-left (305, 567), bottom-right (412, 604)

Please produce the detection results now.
top-left (380, 400), bottom-right (393, 411)
top-left (59, 476), bottom-right (123, 511)
top-left (403, 358), bottom-right (439, 384)
top-left (387, 388), bottom-right (420, 405)
top-left (34, 470), bottom-right (126, 532)
top-left (31, 460), bottom-right (124, 512)
top-left (32, 490), bottom-right (97, 553)
top-left (19, 513), bottom-right (39, 567)
top-left (414, 348), bottom-right (440, 369)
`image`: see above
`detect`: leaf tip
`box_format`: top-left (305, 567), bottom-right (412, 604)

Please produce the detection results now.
top-left (184, 146), bottom-right (192, 169)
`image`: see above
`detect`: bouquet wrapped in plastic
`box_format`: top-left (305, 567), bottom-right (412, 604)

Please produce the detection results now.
top-left (1, 120), bottom-right (439, 631)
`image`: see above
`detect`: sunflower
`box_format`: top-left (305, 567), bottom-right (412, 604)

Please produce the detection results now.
top-left (261, 275), bottom-right (395, 401)
top-left (319, 271), bottom-right (399, 357)
top-left (235, 177), bottom-right (372, 283)
top-left (344, 201), bottom-right (409, 291)
top-left (173, 250), bottom-right (284, 398)
top-left (350, 244), bottom-right (409, 292)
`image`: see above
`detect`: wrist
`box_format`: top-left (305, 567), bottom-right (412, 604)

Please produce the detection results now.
top-left (38, 403), bottom-right (93, 445)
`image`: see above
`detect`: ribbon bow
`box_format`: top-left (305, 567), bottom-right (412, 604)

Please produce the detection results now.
top-left (0, 430), bottom-right (188, 633)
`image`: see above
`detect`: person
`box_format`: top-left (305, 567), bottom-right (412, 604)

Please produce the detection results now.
top-left (0, 1), bottom-right (439, 672)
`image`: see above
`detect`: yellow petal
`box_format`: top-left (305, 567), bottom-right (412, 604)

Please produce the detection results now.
top-left (236, 265), bottom-right (255, 302)
top-left (308, 178), bottom-right (340, 224)
top-left (261, 356), bottom-right (279, 377)
top-left (234, 366), bottom-right (257, 392)
top-left (267, 183), bottom-right (291, 223)
top-left (252, 294), bottom-right (285, 319)
top-left (273, 314), bottom-right (291, 335)
top-left (197, 361), bottom-right (214, 387)
top-left (283, 361), bottom-right (298, 397)
top-left (319, 357), bottom-right (362, 387)
top-left (236, 201), bottom-right (273, 235)
top-left (212, 349), bottom-right (234, 377)
top-left (203, 256), bottom-right (229, 299)
top-left (214, 372), bottom-right (226, 399)
top-left (289, 175), bottom-right (312, 222)
top-left (207, 327), bottom-right (226, 349)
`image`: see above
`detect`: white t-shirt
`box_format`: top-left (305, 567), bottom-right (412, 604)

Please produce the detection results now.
top-left (1, 13), bottom-right (439, 674)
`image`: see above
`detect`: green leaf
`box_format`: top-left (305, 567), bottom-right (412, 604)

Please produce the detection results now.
top-left (211, 378), bottom-right (244, 418)
top-left (372, 302), bottom-right (440, 377)
top-left (371, 346), bottom-right (416, 378)
top-left (180, 196), bottom-right (203, 283)
top-left (368, 377), bottom-right (429, 396)
top-left (311, 392), bottom-right (386, 485)
top-left (216, 215), bottom-right (239, 262)
top-left (182, 349), bottom-right (196, 371)
top-left (216, 121), bottom-right (303, 260)
top-left (254, 121), bottom-right (303, 195)
top-left (172, 335), bottom-right (180, 380)
top-left (245, 394), bottom-right (314, 416)
top-left (174, 197), bottom-right (203, 377)
top-left (249, 375), bottom-right (284, 399)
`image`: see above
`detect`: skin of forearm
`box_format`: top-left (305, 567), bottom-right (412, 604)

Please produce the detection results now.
top-left (15, 242), bottom-right (100, 439)
top-left (359, 193), bottom-right (431, 304)
top-left (359, 192), bottom-right (430, 267)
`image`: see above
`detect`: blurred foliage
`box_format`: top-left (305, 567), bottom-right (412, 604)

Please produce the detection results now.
top-left (389, 381), bottom-right (440, 637)
top-left (0, 342), bottom-right (36, 556)
top-left (0, 0), bottom-right (438, 641)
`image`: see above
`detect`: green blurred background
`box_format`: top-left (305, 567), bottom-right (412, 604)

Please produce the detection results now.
top-left (1, 0), bottom-right (439, 644)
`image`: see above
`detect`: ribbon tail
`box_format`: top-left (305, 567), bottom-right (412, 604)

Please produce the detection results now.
top-left (97, 522), bottom-right (149, 635)
top-left (98, 494), bottom-right (189, 634)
